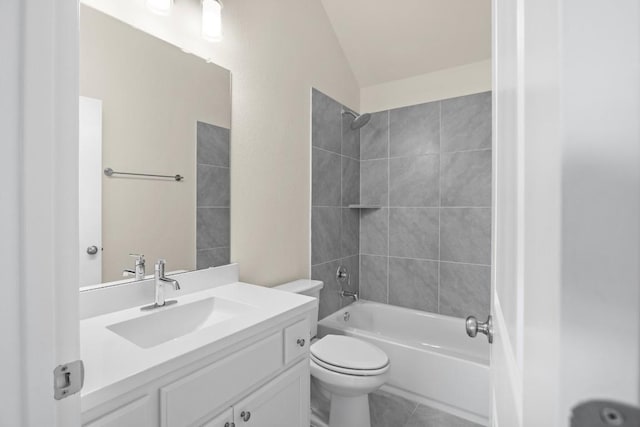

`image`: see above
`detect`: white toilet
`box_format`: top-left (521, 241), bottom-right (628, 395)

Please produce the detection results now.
top-left (275, 280), bottom-right (390, 427)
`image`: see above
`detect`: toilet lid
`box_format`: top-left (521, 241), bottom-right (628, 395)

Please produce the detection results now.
top-left (310, 335), bottom-right (389, 371)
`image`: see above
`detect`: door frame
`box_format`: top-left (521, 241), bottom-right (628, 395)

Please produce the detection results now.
top-left (491, 0), bottom-right (563, 425)
top-left (0, 0), bottom-right (81, 425)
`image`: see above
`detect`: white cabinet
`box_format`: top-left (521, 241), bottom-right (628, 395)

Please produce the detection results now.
top-left (200, 408), bottom-right (233, 427)
top-left (85, 395), bottom-right (151, 427)
top-left (82, 317), bottom-right (311, 427)
top-left (233, 360), bottom-right (309, 427)
top-left (160, 333), bottom-right (282, 427)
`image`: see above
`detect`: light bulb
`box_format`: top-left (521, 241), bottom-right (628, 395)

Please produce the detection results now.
top-left (202, 0), bottom-right (223, 42)
top-left (145, 0), bottom-right (173, 16)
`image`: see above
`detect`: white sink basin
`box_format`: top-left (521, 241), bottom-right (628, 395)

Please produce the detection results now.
top-left (107, 297), bottom-right (256, 348)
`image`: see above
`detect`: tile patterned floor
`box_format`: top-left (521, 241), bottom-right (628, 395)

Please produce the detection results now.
top-left (312, 383), bottom-right (484, 427)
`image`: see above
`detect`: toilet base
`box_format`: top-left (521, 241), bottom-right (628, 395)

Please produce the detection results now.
top-left (329, 394), bottom-right (371, 427)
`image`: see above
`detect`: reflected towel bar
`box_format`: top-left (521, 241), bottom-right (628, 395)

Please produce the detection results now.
top-left (104, 167), bottom-right (183, 181)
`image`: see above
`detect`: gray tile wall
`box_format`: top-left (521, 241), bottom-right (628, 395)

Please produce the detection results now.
top-left (311, 89), bottom-right (361, 319)
top-left (196, 121), bottom-right (231, 268)
top-left (359, 92), bottom-right (492, 319)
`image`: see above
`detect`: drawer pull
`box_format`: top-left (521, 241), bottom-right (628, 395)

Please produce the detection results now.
top-left (241, 411), bottom-right (251, 422)
top-left (296, 338), bottom-right (306, 347)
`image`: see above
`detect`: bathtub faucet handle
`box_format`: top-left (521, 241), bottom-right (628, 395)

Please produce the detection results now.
top-left (465, 315), bottom-right (493, 344)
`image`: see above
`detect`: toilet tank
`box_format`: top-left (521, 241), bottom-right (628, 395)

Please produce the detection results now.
top-left (273, 279), bottom-right (323, 338)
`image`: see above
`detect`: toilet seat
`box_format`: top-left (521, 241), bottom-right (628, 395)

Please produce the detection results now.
top-left (310, 335), bottom-right (389, 376)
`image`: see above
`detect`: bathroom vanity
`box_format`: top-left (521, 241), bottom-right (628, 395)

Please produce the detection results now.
top-left (80, 264), bottom-right (315, 427)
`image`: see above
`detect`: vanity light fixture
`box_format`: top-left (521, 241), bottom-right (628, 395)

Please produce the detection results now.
top-left (145, 0), bottom-right (173, 16)
top-left (201, 0), bottom-right (223, 42)
top-left (145, 0), bottom-right (223, 42)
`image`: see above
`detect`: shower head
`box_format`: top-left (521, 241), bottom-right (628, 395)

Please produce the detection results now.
top-left (342, 110), bottom-right (371, 130)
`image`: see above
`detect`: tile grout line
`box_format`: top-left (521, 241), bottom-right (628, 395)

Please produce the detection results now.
top-left (438, 100), bottom-right (442, 314)
top-left (358, 253), bottom-right (490, 267)
top-left (339, 107), bottom-right (344, 272)
top-left (313, 144), bottom-right (359, 162)
top-left (386, 109), bottom-right (390, 305)
top-left (358, 146), bottom-right (491, 163)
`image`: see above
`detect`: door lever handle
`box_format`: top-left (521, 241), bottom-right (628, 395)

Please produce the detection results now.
top-left (466, 315), bottom-right (493, 343)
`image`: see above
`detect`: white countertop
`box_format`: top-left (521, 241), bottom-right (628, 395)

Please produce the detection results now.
top-left (80, 280), bottom-right (316, 411)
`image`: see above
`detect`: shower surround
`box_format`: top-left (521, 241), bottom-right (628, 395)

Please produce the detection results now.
top-left (311, 89), bottom-right (492, 320)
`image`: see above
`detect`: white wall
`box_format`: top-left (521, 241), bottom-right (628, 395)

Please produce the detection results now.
top-left (0, 0), bottom-right (25, 424)
top-left (80, 5), bottom-right (231, 282)
top-left (81, 0), bottom-right (360, 286)
top-left (559, 0), bottom-right (639, 418)
top-left (360, 60), bottom-right (491, 112)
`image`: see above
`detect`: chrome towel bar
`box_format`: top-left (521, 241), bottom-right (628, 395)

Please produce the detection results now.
top-left (103, 167), bottom-right (183, 181)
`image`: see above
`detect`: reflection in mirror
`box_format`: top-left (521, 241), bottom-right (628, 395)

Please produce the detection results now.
top-left (79, 5), bottom-right (231, 288)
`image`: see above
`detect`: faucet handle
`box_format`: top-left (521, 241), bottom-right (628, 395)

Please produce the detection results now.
top-left (155, 259), bottom-right (167, 275)
top-left (129, 253), bottom-right (145, 264)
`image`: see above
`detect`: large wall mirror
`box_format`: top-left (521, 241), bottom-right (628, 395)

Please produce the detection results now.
top-left (79, 5), bottom-right (231, 288)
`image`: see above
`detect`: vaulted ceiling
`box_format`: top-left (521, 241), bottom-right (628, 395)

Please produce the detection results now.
top-left (320, 0), bottom-right (491, 87)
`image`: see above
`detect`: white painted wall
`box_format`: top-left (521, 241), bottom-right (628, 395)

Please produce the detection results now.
top-left (360, 60), bottom-right (491, 113)
top-left (81, 0), bottom-right (360, 286)
top-left (0, 1), bottom-right (25, 425)
top-left (559, 0), bottom-right (639, 418)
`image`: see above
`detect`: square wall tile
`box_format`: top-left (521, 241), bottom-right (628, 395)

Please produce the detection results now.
top-left (360, 208), bottom-right (388, 256)
top-left (439, 262), bottom-right (491, 318)
top-left (388, 257), bottom-right (438, 312)
top-left (196, 207), bottom-right (230, 249)
top-left (360, 159), bottom-right (388, 206)
top-left (342, 156), bottom-right (360, 207)
top-left (196, 247), bottom-right (230, 269)
top-left (389, 208), bottom-right (439, 259)
top-left (441, 92), bottom-right (492, 152)
top-left (311, 207), bottom-right (341, 265)
top-left (341, 208), bottom-right (360, 258)
top-left (197, 164), bottom-right (230, 207)
top-left (441, 150), bottom-right (492, 207)
top-left (360, 255), bottom-right (387, 304)
top-left (440, 208), bottom-right (491, 264)
top-left (312, 147), bottom-right (341, 206)
top-left (312, 89), bottom-right (341, 154)
top-left (342, 109), bottom-right (360, 159)
top-left (389, 155), bottom-right (439, 207)
top-left (312, 259), bottom-right (342, 319)
top-left (389, 102), bottom-right (440, 157)
top-left (360, 111), bottom-right (389, 160)
top-left (197, 121), bottom-right (229, 167)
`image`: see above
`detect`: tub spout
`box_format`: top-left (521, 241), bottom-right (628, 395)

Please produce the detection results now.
top-left (340, 290), bottom-right (358, 302)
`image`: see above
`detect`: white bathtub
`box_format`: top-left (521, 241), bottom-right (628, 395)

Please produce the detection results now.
top-left (317, 301), bottom-right (489, 425)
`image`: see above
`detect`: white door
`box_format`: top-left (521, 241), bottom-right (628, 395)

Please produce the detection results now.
top-left (490, 0), bottom-right (527, 424)
top-left (233, 361), bottom-right (310, 427)
top-left (79, 96), bottom-right (103, 286)
top-left (1, 0), bottom-right (81, 425)
top-left (490, 0), bottom-right (640, 426)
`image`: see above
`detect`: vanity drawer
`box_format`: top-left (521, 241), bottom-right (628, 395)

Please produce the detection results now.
top-left (160, 332), bottom-right (283, 427)
top-left (283, 319), bottom-right (310, 364)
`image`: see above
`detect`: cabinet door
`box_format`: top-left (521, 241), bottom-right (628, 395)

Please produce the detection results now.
top-left (233, 360), bottom-right (309, 427)
top-left (201, 408), bottom-right (233, 427)
top-left (84, 395), bottom-right (151, 427)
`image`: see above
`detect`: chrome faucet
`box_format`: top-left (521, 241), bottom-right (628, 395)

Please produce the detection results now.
top-left (340, 289), bottom-right (359, 302)
top-left (336, 265), bottom-right (358, 302)
top-left (152, 259), bottom-right (180, 307)
top-left (123, 253), bottom-right (146, 280)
